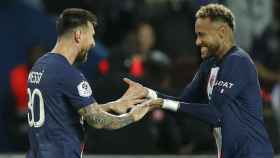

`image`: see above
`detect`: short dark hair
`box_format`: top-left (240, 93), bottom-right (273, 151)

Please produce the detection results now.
top-left (195, 4), bottom-right (235, 31)
top-left (56, 8), bottom-right (97, 36)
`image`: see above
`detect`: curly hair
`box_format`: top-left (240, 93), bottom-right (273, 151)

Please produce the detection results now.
top-left (195, 4), bottom-right (235, 31)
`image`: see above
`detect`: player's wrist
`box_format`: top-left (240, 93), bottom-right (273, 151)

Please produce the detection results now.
top-left (146, 88), bottom-right (158, 99)
top-left (162, 99), bottom-right (180, 111)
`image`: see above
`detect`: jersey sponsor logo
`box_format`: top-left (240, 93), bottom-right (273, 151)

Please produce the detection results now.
top-left (214, 80), bottom-right (234, 94)
top-left (77, 81), bottom-right (92, 97)
top-left (214, 80), bottom-right (234, 89)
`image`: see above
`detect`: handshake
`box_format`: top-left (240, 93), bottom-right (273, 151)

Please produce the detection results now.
top-left (109, 78), bottom-right (164, 122)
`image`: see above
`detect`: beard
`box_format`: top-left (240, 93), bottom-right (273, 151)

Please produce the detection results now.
top-left (200, 42), bottom-right (219, 60)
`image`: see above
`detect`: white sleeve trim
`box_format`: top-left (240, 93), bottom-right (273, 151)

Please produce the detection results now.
top-left (147, 88), bottom-right (158, 99)
top-left (162, 99), bottom-right (179, 111)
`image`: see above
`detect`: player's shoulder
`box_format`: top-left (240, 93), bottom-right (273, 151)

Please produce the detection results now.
top-left (226, 46), bottom-right (254, 66)
top-left (33, 52), bottom-right (84, 80)
top-left (222, 47), bottom-right (257, 77)
top-left (44, 53), bottom-right (79, 72)
top-left (55, 61), bottom-right (86, 85)
top-left (33, 52), bottom-right (69, 69)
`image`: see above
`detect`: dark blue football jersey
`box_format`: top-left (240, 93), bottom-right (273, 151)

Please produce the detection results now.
top-left (26, 53), bottom-right (95, 158)
top-left (158, 46), bottom-right (274, 158)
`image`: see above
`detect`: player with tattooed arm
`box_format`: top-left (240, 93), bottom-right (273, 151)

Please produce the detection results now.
top-left (26, 8), bottom-right (151, 158)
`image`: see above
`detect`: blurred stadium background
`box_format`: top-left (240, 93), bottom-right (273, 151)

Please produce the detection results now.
top-left (0, 0), bottom-right (279, 156)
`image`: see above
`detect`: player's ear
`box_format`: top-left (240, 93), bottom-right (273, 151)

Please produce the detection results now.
top-left (74, 29), bottom-right (82, 44)
top-left (217, 24), bottom-right (226, 39)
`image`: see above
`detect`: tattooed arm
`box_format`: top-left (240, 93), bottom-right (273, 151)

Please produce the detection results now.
top-left (97, 100), bottom-right (131, 113)
top-left (99, 98), bottom-right (142, 114)
top-left (78, 100), bottom-right (151, 130)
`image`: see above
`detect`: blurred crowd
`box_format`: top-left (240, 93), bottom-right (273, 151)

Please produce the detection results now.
top-left (0, 0), bottom-right (279, 155)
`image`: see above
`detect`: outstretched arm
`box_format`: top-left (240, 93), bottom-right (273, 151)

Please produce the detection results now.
top-left (79, 100), bottom-right (151, 130)
top-left (123, 79), bottom-right (222, 127)
top-left (147, 98), bottom-right (222, 127)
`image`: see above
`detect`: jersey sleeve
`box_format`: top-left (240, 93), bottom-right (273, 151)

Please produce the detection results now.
top-left (178, 102), bottom-right (222, 126)
top-left (179, 62), bottom-right (207, 102)
top-left (60, 68), bottom-right (96, 110)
